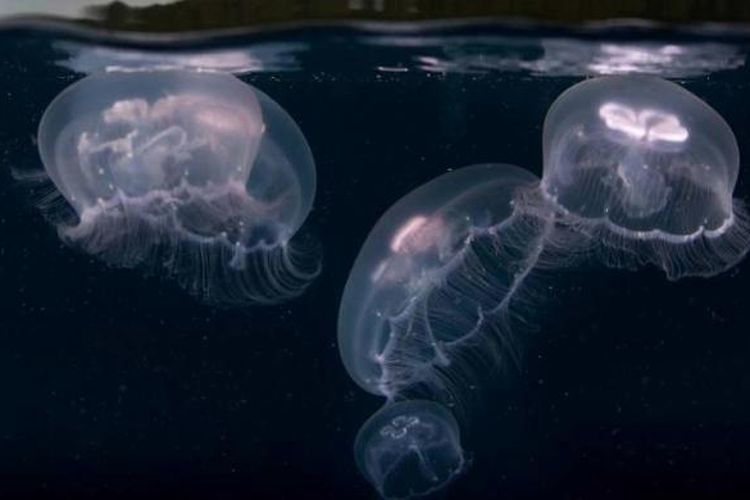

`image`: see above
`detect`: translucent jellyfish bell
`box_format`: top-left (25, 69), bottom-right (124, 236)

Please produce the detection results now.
top-left (542, 75), bottom-right (750, 278)
top-left (354, 400), bottom-right (465, 499)
top-left (37, 70), bottom-right (318, 304)
top-left (338, 164), bottom-right (546, 399)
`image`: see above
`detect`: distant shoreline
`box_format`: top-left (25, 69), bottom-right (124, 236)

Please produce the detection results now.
top-left (5, 0), bottom-right (750, 33)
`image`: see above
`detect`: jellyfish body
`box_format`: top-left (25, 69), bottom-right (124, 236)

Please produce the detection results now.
top-left (338, 164), bottom-right (549, 401)
top-left (37, 70), bottom-right (318, 304)
top-left (354, 400), bottom-right (465, 500)
top-left (542, 75), bottom-right (750, 278)
top-left (339, 164), bottom-right (553, 498)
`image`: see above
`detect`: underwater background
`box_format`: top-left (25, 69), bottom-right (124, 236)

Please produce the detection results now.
top-left (2, 7), bottom-right (750, 499)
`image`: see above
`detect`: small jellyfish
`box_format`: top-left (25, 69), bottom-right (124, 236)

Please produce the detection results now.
top-left (541, 75), bottom-right (750, 278)
top-left (36, 70), bottom-right (318, 304)
top-left (355, 400), bottom-right (465, 500)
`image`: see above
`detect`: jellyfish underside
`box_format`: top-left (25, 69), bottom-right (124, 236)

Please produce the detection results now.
top-left (37, 70), bottom-right (318, 304)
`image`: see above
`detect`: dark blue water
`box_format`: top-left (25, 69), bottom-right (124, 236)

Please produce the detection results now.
top-left (1, 22), bottom-right (750, 499)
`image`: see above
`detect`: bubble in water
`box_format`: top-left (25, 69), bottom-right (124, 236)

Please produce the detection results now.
top-left (36, 70), bottom-right (318, 304)
top-left (541, 75), bottom-right (750, 278)
top-left (355, 400), bottom-right (465, 500)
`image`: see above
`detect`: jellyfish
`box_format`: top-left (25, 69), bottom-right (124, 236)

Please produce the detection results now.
top-left (339, 164), bottom-right (553, 498)
top-left (541, 75), bottom-right (750, 279)
top-left (339, 76), bottom-right (750, 498)
top-left (36, 70), bottom-right (318, 304)
top-left (338, 164), bottom-right (552, 401)
top-left (354, 400), bottom-right (465, 499)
